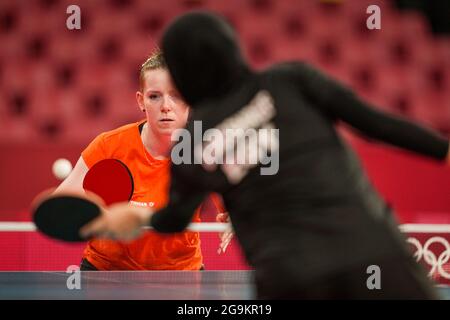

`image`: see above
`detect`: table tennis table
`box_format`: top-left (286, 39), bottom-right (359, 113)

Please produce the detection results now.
top-left (1, 271), bottom-right (450, 300)
top-left (0, 271), bottom-right (255, 300)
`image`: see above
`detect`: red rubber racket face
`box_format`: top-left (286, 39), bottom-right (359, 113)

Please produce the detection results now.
top-left (83, 159), bottom-right (134, 205)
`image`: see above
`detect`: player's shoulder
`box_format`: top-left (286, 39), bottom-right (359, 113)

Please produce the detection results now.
top-left (263, 61), bottom-right (330, 89)
top-left (264, 60), bottom-right (308, 73)
top-left (97, 120), bottom-right (144, 143)
top-left (262, 60), bottom-right (315, 81)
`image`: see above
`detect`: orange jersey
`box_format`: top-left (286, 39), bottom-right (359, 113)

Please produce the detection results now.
top-left (81, 120), bottom-right (219, 270)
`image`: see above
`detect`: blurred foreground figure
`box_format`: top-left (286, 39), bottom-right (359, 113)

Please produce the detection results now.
top-left (84, 12), bottom-right (450, 299)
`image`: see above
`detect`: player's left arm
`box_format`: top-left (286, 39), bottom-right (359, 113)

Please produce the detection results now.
top-left (293, 62), bottom-right (450, 162)
top-left (150, 165), bottom-right (209, 233)
top-left (151, 194), bottom-right (207, 233)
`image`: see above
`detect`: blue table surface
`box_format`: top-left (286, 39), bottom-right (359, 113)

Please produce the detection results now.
top-left (0, 271), bottom-right (255, 300)
top-left (0, 271), bottom-right (448, 300)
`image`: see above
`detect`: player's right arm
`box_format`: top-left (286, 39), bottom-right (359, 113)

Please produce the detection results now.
top-left (54, 157), bottom-right (89, 193)
top-left (55, 132), bottom-right (106, 194)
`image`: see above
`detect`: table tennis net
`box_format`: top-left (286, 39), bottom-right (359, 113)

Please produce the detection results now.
top-left (0, 221), bottom-right (449, 286)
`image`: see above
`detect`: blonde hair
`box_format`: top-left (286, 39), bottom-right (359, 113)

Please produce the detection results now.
top-left (139, 50), bottom-right (167, 91)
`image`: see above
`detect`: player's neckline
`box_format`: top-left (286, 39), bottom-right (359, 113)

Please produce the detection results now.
top-left (138, 121), bottom-right (170, 166)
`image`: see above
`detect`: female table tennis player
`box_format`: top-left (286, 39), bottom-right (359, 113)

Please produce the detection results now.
top-left (55, 50), bottom-right (230, 270)
top-left (82, 13), bottom-right (450, 298)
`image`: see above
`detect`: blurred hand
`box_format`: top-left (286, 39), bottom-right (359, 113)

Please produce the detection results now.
top-left (80, 202), bottom-right (153, 242)
top-left (216, 212), bottom-right (233, 254)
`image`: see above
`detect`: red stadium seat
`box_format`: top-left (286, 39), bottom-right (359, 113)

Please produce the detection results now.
top-left (276, 11), bottom-right (309, 41)
top-left (0, 117), bottom-right (37, 143)
top-left (207, 0), bottom-right (252, 14)
top-left (239, 17), bottom-right (277, 69)
top-left (397, 10), bottom-right (431, 41)
top-left (306, 7), bottom-right (349, 40)
top-left (89, 10), bottom-right (136, 38)
top-left (122, 33), bottom-right (160, 64)
top-left (0, 0), bottom-right (448, 146)
top-left (64, 117), bottom-right (115, 143)
top-left (339, 0), bottom-right (394, 20)
top-left (271, 37), bottom-right (316, 64)
top-left (108, 94), bottom-right (142, 121)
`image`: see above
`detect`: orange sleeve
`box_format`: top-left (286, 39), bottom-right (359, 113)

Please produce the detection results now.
top-left (81, 133), bottom-right (107, 169)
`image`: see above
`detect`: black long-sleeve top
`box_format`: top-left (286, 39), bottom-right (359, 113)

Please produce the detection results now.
top-left (151, 62), bottom-right (448, 284)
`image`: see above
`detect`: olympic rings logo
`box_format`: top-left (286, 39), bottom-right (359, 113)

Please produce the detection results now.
top-left (407, 236), bottom-right (450, 280)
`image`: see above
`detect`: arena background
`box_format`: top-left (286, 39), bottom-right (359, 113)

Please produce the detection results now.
top-left (0, 0), bottom-right (449, 286)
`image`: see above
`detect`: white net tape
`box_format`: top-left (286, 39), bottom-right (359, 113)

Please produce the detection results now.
top-left (0, 222), bottom-right (231, 233)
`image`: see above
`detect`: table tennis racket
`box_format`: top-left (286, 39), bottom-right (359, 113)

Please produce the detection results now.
top-left (83, 159), bottom-right (134, 205)
top-left (32, 159), bottom-right (134, 242)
